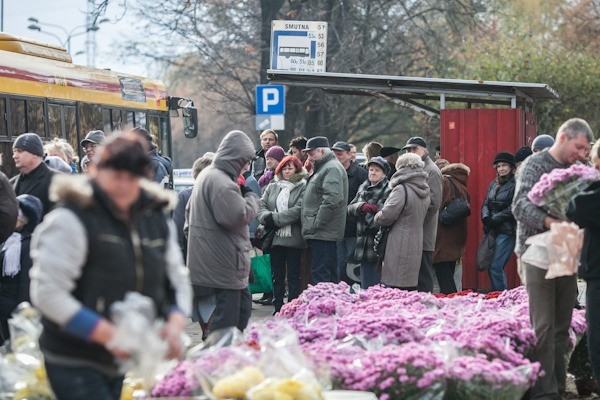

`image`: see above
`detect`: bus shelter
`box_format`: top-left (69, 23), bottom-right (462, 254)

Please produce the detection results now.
top-left (267, 69), bottom-right (559, 290)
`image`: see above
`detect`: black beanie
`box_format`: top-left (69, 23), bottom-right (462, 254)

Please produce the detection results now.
top-left (13, 133), bottom-right (44, 157)
top-left (515, 146), bottom-right (533, 163)
top-left (493, 151), bottom-right (516, 166)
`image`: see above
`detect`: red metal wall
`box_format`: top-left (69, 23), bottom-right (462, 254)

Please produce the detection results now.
top-left (440, 108), bottom-right (536, 290)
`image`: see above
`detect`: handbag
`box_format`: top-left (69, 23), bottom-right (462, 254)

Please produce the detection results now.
top-left (438, 176), bottom-right (471, 226)
top-left (248, 250), bottom-right (273, 294)
top-left (255, 224), bottom-right (276, 254)
top-left (374, 184), bottom-right (407, 259)
top-left (476, 232), bottom-right (496, 271)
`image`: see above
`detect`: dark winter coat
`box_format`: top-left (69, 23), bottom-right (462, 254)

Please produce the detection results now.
top-left (567, 181), bottom-right (600, 280)
top-left (10, 162), bottom-right (56, 217)
top-left (251, 148), bottom-right (267, 180)
top-left (0, 194), bottom-right (43, 322)
top-left (481, 175), bottom-right (516, 236)
top-left (0, 172), bottom-right (18, 243)
top-left (150, 149), bottom-right (173, 188)
top-left (422, 156), bottom-right (443, 251)
top-left (30, 175), bottom-right (189, 372)
top-left (301, 152), bottom-right (348, 241)
top-left (173, 187), bottom-right (193, 261)
top-left (344, 162), bottom-right (369, 238)
top-left (433, 164), bottom-right (471, 264)
top-left (375, 167), bottom-right (430, 288)
top-left (348, 177), bottom-right (391, 263)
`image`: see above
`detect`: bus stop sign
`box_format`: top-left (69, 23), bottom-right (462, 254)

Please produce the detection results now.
top-left (270, 20), bottom-right (327, 73)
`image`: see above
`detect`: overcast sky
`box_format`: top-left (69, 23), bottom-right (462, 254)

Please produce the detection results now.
top-left (3, 0), bottom-right (148, 76)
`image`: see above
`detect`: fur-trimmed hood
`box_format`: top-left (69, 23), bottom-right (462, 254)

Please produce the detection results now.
top-left (440, 163), bottom-right (470, 186)
top-left (49, 174), bottom-right (178, 213)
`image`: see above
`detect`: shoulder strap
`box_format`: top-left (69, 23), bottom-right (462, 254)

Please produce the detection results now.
top-left (446, 176), bottom-right (463, 200)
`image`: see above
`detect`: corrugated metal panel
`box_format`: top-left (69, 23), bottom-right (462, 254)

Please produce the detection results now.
top-left (441, 109), bottom-right (534, 290)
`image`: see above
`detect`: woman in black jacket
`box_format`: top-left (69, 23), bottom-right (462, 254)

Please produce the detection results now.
top-left (567, 140), bottom-right (600, 386)
top-left (481, 151), bottom-right (517, 291)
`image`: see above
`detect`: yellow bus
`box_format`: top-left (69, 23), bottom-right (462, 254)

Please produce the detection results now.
top-left (0, 33), bottom-right (197, 178)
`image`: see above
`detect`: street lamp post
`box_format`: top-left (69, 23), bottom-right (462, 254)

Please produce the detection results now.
top-left (26, 17), bottom-right (108, 56)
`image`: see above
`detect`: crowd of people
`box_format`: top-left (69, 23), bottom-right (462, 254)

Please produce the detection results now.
top-left (0, 117), bottom-right (599, 399)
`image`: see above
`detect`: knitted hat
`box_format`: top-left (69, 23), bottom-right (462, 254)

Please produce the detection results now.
top-left (16, 194), bottom-right (43, 227)
top-left (367, 156), bottom-right (390, 175)
top-left (515, 146), bottom-right (533, 163)
top-left (493, 151), bottom-right (516, 166)
top-left (265, 145), bottom-right (286, 162)
top-left (13, 133), bottom-right (44, 157)
top-left (531, 134), bottom-right (555, 151)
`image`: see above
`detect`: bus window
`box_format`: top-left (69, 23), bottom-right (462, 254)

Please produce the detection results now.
top-left (64, 106), bottom-right (77, 152)
top-left (0, 98), bottom-right (7, 137)
top-left (123, 111), bottom-right (134, 130)
top-left (147, 115), bottom-right (159, 142)
top-left (10, 99), bottom-right (25, 138)
top-left (1, 143), bottom-right (16, 177)
top-left (159, 116), bottom-right (170, 157)
top-left (48, 104), bottom-right (61, 138)
top-left (79, 103), bottom-right (102, 136)
top-left (134, 111), bottom-right (146, 128)
top-left (27, 100), bottom-right (45, 136)
top-left (111, 109), bottom-right (122, 131)
top-left (102, 108), bottom-right (111, 134)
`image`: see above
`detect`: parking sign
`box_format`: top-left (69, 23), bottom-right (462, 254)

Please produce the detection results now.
top-left (256, 85), bottom-right (285, 115)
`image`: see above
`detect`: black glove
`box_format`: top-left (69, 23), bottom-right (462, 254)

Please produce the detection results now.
top-left (264, 213), bottom-right (276, 229)
top-left (482, 216), bottom-right (493, 228)
top-left (240, 185), bottom-right (252, 196)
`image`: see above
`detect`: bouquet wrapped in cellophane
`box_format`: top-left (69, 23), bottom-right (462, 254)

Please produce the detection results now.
top-left (524, 164), bottom-right (599, 278)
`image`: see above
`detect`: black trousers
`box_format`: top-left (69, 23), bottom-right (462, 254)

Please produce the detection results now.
top-left (433, 261), bottom-right (457, 295)
top-left (209, 288), bottom-right (252, 334)
top-left (586, 279), bottom-right (600, 387)
top-left (417, 251), bottom-right (434, 292)
top-left (270, 246), bottom-right (302, 311)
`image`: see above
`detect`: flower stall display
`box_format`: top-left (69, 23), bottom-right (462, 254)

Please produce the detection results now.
top-left (152, 283), bottom-right (586, 399)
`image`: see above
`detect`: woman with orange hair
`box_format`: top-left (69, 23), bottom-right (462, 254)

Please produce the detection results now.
top-left (257, 156), bottom-right (307, 314)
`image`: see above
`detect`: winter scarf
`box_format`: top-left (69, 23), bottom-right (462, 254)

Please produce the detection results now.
top-left (276, 180), bottom-right (295, 238)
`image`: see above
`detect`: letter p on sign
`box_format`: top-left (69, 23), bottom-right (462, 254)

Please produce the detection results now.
top-left (256, 85), bottom-right (285, 115)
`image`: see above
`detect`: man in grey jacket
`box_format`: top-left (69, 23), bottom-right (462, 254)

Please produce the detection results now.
top-left (301, 137), bottom-right (349, 284)
top-left (402, 136), bottom-right (442, 292)
top-left (512, 118), bottom-right (594, 399)
top-left (186, 130), bottom-right (260, 334)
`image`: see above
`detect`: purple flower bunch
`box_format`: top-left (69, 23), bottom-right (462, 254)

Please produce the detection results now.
top-left (306, 342), bottom-right (446, 400)
top-left (446, 354), bottom-right (540, 399)
top-left (527, 164), bottom-right (600, 220)
top-left (150, 360), bottom-right (194, 397)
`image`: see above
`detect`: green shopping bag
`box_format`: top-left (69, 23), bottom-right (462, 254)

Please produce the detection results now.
top-left (249, 251), bottom-right (273, 294)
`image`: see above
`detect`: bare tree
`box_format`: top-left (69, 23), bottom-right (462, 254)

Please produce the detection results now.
top-left (109, 0), bottom-right (484, 152)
